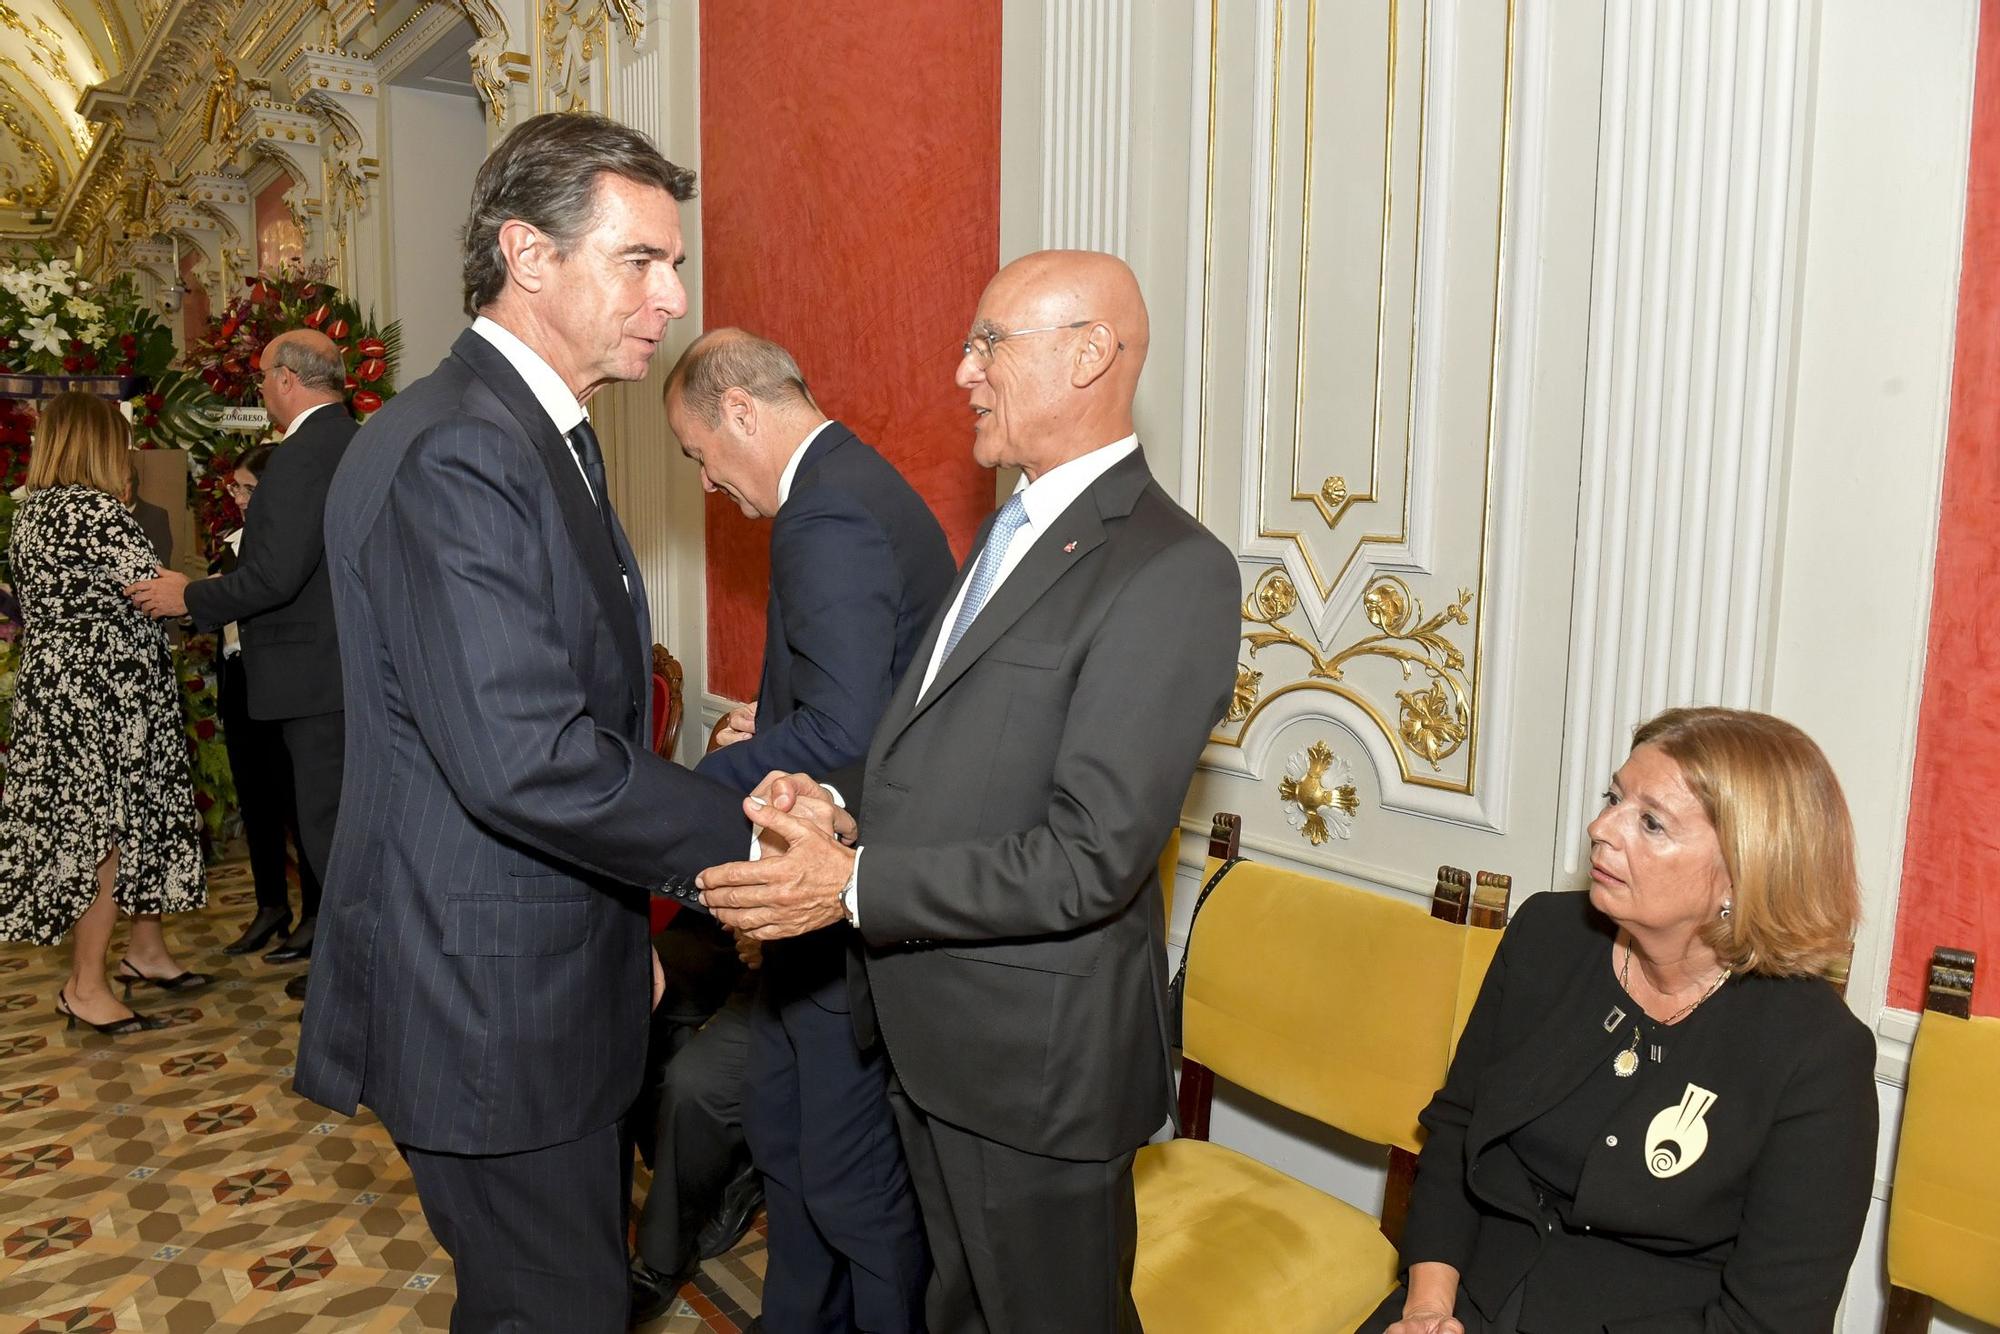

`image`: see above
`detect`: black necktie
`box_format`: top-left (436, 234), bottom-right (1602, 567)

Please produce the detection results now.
top-left (567, 419), bottom-right (627, 575)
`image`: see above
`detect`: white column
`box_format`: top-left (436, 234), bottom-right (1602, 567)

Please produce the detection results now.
top-left (1040, 0), bottom-right (1133, 254)
top-left (1556, 0), bottom-right (1809, 872)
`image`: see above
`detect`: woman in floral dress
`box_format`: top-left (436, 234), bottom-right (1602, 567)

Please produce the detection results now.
top-left (0, 392), bottom-right (206, 1032)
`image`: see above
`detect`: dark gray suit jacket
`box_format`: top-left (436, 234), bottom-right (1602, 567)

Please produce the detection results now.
top-left (293, 328), bottom-right (748, 1155)
top-left (853, 449), bottom-right (1239, 1162)
top-left (185, 404), bottom-right (356, 720)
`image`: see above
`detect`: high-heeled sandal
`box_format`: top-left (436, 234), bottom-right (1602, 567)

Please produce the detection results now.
top-left (114, 958), bottom-right (215, 1000)
top-left (54, 986), bottom-right (167, 1035)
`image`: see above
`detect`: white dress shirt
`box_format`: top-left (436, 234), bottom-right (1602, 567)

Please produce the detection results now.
top-left (221, 529), bottom-right (243, 658)
top-left (777, 420), bottom-right (834, 510)
top-left (471, 315), bottom-right (596, 500)
top-left (283, 400), bottom-right (333, 440)
top-left (914, 434), bottom-right (1138, 699)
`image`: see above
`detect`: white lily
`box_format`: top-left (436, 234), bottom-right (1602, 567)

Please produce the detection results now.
top-left (66, 297), bottom-right (103, 323)
top-left (23, 312), bottom-right (69, 357)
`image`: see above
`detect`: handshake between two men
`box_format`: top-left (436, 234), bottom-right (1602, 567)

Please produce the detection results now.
top-left (693, 771), bottom-right (859, 941)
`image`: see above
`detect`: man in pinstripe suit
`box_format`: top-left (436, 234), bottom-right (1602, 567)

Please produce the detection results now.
top-left (293, 112), bottom-right (747, 1333)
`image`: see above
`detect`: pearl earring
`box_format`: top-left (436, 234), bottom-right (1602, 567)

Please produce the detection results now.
top-left (1719, 899), bottom-right (1732, 920)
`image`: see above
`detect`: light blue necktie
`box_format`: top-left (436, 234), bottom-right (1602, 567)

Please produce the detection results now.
top-left (939, 493), bottom-right (1031, 664)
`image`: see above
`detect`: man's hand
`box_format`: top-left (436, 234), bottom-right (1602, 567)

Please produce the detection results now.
top-left (123, 567), bottom-right (190, 619)
top-left (700, 799), bottom-right (854, 940)
top-left (651, 945), bottom-right (666, 1011)
top-left (711, 703), bottom-right (757, 749)
top-left (731, 929), bottom-right (763, 970)
top-left (750, 771), bottom-right (858, 845)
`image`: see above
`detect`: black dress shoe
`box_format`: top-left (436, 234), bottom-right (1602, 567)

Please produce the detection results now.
top-left (263, 916), bottom-right (316, 963)
top-left (627, 1255), bottom-right (694, 1328)
top-left (284, 972), bottom-right (311, 1002)
top-left (223, 907), bottom-right (292, 955)
top-left (696, 1160), bottom-right (765, 1260)
top-left (114, 959), bottom-right (215, 999)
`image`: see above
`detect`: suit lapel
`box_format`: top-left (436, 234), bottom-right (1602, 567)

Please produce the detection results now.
top-left (450, 330), bottom-right (646, 712)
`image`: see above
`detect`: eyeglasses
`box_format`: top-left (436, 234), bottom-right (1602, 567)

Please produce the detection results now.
top-left (226, 481), bottom-right (256, 500)
top-left (961, 320), bottom-right (1107, 365)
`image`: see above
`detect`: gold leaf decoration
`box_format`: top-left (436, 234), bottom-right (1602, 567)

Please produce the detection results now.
top-left (1278, 740), bottom-right (1360, 845)
top-left (1319, 475), bottom-right (1348, 513)
top-left (1236, 569), bottom-right (1476, 773)
top-left (1227, 664), bottom-right (1262, 724)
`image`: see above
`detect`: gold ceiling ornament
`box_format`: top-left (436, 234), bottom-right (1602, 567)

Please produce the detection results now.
top-left (1278, 740), bottom-right (1361, 846)
top-left (1234, 567), bottom-right (1476, 773)
top-left (0, 99), bottom-right (60, 210)
top-left (1318, 474), bottom-right (1348, 515)
top-left (1226, 664), bottom-right (1262, 724)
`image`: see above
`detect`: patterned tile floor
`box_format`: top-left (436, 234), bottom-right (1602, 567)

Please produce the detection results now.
top-left (0, 857), bottom-right (766, 1332)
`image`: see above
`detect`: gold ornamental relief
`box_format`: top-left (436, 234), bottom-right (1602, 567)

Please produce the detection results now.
top-left (1223, 567), bottom-right (1476, 784)
top-left (1278, 740), bottom-right (1360, 846)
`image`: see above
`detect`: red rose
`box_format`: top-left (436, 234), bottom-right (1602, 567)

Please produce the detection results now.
top-left (184, 678), bottom-right (202, 693)
top-left (145, 393), bottom-right (164, 411)
top-left (194, 791), bottom-right (214, 812)
top-left (82, 354), bottom-right (100, 372)
top-left (352, 389), bottom-right (383, 414)
top-left (120, 333), bottom-right (137, 352)
top-left (68, 338), bottom-right (85, 353)
top-left (357, 358), bottom-right (385, 383)
top-left (116, 361), bottom-right (134, 376)
top-left (61, 357), bottom-right (80, 373)
top-left (143, 413), bottom-right (160, 428)
top-left (196, 719), bottom-right (216, 739)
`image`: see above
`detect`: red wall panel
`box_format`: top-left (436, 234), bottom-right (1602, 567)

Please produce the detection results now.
top-left (697, 1), bottom-right (1000, 700)
top-left (1893, 0), bottom-right (2000, 1015)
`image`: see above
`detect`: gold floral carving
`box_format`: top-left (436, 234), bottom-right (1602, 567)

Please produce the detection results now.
top-left (1319, 475), bottom-right (1348, 514)
top-left (1235, 568), bottom-right (1475, 774)
top-left (1227, 664), bottom-right (1262, 724)
top-left (1279, 741), bottom-right (1360, 845)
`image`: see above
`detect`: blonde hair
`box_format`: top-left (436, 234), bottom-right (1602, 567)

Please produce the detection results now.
top-left (26, 393), bottom-right (133, 497)
top-left (1631, 707), bottom-right (1860, 979)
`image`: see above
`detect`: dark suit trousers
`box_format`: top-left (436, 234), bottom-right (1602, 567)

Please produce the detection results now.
top-left (277, 709), bottom-right (342, 911)
top-left (219, 655), bottom-right (317, 914)
top-left (746, 931), bottom-right (928, 1334)
top-left (634, 989), bottom-right (753, 1274)
top-left (886, 1079), bottom-right (1140, 1334)
top-left (402, 1123), bottom-right (627, 1333)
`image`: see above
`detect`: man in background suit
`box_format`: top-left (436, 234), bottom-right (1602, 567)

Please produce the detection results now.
top-left (636, 329), bottom-right (949, 1332)
top-left (699, 251), bottom-right (1241, 1333)
top-left (126, 329), bottom-right (356, 988)
top-left (292, 112), bottom-right (749, 1333)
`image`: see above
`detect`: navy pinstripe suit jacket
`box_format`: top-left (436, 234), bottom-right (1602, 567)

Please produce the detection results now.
top-left (293, 328), bottom-right (747, 1155)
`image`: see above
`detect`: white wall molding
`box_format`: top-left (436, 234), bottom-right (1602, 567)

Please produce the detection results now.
top-left (1040, 0), bottom-right (1133, 254)
top-left (1557, 0), bottom-right (1808, 873)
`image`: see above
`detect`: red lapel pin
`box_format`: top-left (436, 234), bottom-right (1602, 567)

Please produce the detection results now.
top-left (1063, 541), bottom-right (1077, 553)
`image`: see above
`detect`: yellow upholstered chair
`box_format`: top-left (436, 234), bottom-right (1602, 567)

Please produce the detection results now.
top-left (1884, 947), bottom-right (2000, 1330)
top-left (1157, 827), bottom-right (1182, 928)
top-left (1133, 819), bottom-right (1507, 1334)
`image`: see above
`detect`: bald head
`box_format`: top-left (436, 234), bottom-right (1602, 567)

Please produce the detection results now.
top-left (258, 327), bottom-right (347, 430)
top-left (956, 249), bottom-right (1150, 479)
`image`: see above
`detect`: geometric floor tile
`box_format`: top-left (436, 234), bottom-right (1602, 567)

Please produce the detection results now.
top-left (0, 852), bottom-right (765, 1331)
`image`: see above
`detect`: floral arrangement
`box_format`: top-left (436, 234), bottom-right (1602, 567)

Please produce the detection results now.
top-left (174, 633), bottom-right (240, 857)
top-left (0, 249), bottom-right (177, 389)
top-left (181, 261), bottom-right (400, 560)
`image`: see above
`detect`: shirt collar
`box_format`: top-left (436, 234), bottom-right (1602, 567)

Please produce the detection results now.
top-left (1015, 434), bottom-right (1140, 530)
top-left (282, 401), bottom-right (332, 439)
top-left (472, 315), bottom-right (587, 435)
top-left (777, 419), bottom-right (836, 509)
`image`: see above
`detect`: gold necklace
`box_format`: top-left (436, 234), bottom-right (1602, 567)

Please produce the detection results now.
top-left (1613, 940), bottom-right (1732, 1078)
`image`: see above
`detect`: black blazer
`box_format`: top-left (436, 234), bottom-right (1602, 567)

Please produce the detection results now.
top-left (695, 421), bottom-right (953, 794)
top-left (293, 329), bottom-right (748, 1155)
top-left (185, 404), bottom-right (356, 720)
top-left (1401, 891), bottom-right (1877, 1332)
top-left (852, 450), bottom-right (1240, 1162)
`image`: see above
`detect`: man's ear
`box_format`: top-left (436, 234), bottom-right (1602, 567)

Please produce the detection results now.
top-left (497, 218), bottom-right (553, 295)
top-left (1070, 321), bottom-right (1119, 389)
top-left (722, 386), bottom-right (758, 439)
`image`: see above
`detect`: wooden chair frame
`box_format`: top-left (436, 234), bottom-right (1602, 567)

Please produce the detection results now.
top-left (650, 643), bottom-right (685, 760)
top-left (1882, 945), bottom-right (1980, 1333)
top-left (1171, 815), bottom-right (1509, 1246)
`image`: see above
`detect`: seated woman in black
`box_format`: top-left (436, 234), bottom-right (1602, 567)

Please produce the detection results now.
top-left (1365, 707), bottom-right (1876, 1333)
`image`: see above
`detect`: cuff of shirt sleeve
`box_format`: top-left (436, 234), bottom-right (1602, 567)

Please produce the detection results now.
top-left (843, 846), bottom-right (862, 927)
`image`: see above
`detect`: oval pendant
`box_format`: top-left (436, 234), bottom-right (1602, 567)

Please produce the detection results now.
top-left (1613, 1047), bottom-right (1640, 1078)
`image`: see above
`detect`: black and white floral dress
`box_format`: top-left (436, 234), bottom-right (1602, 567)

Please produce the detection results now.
top-left (0, 484), bottom-right (205, 944)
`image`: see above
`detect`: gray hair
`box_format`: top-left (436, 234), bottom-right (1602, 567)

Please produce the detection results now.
top-left (269, 336), bottom-right (345, 393)
top-left (664, 328), bottom-right (818, 426)
top-left (461, 111), bottom-right (696, 316)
